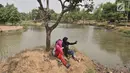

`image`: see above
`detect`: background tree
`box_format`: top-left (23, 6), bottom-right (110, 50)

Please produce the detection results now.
top-left (93, 4), bottom-right (103, 21)
top-left (0, 6), bottom-right (8, 24)
top-left (37, 0), bottom-right (94, 50)
top-left (50, 12), bottom-right (58, 20)
top-left (80, 9), bottom-right (93, 23)
top-left (20, 12), bottom-right (30, 21)
top-left (0, 4), bottom-right (3, 8)
top-left (0, 4), bottom-right (20, 25)
top-left (5, 4), bottom-right (20, 25)
top-left (93, 2), bottom-right (124, 22)
top-left (49, 9), bottom-right (58, 20)
top-left (31, 9), bottom-right (41, 21)
top-left (102, 2), bottom-right (117, 21)
top-left (61, 8), bottom-right (93, 23)
top-left (8, 8), bottom-right (20, 25)
top-left (116, 0), bottom-right (130, 21)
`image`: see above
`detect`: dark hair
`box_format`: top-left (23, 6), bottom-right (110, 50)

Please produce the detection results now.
top-left (63, 37), bottom-right (68, 42)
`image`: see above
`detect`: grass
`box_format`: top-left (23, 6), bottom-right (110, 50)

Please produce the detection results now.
top-left (21, 21), bottom-right (42, 26)
top-left (88, 69), bottom-right (96, 73)
top-left (116, 26), bottom-right (130, 37)
top-left (84, 69), bottom-right (96, 73)
top-left (21, 20), bottom-right (43, 30)
top-left (123, 30), bottom-right (130, 34)
top-left (123, 30), bottom-right (130, 37)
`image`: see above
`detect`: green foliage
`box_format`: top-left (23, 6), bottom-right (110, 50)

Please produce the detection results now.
top-left (93, 4), bottom-right (104, 21)
top-left (8, 9), bottom-right (20, 25)
top-left (20, 12), bottom-right (30, 21)
top-left (50, 9), bottom-right (58, 20)
top-left (0, 3), bottom-right (38, 25)
top-left (116, 0), bottom-right (128, 4)
top-left (0, 4), bottom-right (3, 8)
top-left (27, 8), bottom-right (58, 21)
top-left (31, 9), bottom-right (41, 20)
top-left (0, 4), bottom-right (20, 25)
top-left (102, 2), bottom-right (117, 20)
top-left (62, 8), bottom-right (93, 23)
top-left (7, 4), bottom-right (20, 25)
top-left (59, 0), bottom-right (94, 23)
top-left (0, 7), bottom-right (8, 23)
top-left (62, 9), bottom-right (80, 23)
top-left (51, 12), bottom-right (58, 20)
top-left (123, 30), bottom-right (130, 34)
top-left (81, 9), bottom-right (94, 20)
top-left (93, 2), bottom-right (125, 22)
top-left (116, 0), bottom-right (130, 15)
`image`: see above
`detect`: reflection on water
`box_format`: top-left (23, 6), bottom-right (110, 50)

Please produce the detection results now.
top-left (93, 28), bottom-right (130, 67)
top-left (0, 24), bottom-right (130, 68)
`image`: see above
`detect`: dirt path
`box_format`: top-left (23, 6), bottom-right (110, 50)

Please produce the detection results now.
top-left (0, 26), bottom-right (23, 31)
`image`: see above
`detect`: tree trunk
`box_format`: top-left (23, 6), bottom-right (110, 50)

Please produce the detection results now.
top-left (46, 28), bottom-right (51, 51)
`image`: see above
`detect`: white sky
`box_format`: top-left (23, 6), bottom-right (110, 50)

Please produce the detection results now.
top-left (0, 0), bottom-right (115, 13)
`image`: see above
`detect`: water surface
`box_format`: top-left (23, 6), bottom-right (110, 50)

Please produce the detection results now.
top-left (0, 24), bottom-right (130, 68)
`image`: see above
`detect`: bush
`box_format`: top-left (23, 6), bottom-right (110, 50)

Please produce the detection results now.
top-left (123, 30), bottom-right (130, 34)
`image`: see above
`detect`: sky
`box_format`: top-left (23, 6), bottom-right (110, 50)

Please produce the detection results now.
top-left (0, 0), bottom-right (115, 13)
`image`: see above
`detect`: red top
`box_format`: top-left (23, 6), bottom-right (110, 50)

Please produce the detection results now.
top-left (55, 39), bottom-right (63, 56)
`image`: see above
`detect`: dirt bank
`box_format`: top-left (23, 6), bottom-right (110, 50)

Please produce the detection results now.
top-left (0, 48), bottom-right (96, 73)
top-left (0, 48), bottom-right (129, 73)
top-left (0, 26), bottom-right (23, 31)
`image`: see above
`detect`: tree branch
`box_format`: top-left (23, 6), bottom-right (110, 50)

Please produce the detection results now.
top-left (37, 0), bottom-right (45, 11)
top-left (50, 10), bottom-right (66, 31)
top-left (50, 1), bottom-right (80, 31)
top-left (59, 0), bottom-right (64, 9)
top-left (37, 0), bottom-right (49, 29)
top-left (63, 0), bottom-right (67, 5)
top-left (64, 1), bottom-right (77, 11)
top-left (76, 4), bottom-right (84, 7)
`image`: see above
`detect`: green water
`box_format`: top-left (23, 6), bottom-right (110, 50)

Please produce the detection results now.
top-left (0, 24), bottom-right (130, 68)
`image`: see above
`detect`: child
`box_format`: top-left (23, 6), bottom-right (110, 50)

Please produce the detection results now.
top-left (54, 39), bottom-right (70, 68)
top-left (62, 37), bottom-right (79, 61)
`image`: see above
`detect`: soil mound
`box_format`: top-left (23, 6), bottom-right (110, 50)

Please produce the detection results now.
top-left (0, 49), bottom-right (95, 73)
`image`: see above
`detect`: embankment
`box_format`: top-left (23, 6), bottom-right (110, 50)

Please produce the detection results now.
top-left (0, 26), bottom-right (23, 35)
top-left (0, 48), bottom-right (129, 73)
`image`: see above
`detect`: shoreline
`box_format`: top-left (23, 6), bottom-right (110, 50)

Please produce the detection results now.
top-left (0, 26), bottom-right (23, 31)
top-left (0, 48), bottom-right (96, 73)
top-left (0, 26), bottom-right (24, 35)
top-left (61, 20), bottom-right (130, 37)
top-left (0, 48), bottom-right (129, 73)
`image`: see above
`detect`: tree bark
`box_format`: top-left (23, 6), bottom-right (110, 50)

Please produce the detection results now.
top-left (37, 0), bottom-right (83, 51)
top-left (46, 27), bottom-right (51, 51)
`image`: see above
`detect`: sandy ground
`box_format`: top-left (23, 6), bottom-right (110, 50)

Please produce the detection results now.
top-left (0, 48), bottom-right (129, 73)
top-left (116, 26), bottom-right (130, 30)
top-left (0, 48), bottom-right (96, 73)
top-left (0, 26), bottom-right (23, 31)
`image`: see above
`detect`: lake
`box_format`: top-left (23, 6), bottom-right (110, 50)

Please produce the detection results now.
top-left (0, 24), bottom-right (130, 68)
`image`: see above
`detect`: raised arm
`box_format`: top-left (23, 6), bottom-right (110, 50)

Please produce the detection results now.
top-left (67, 41), bottom-right (77, 45)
